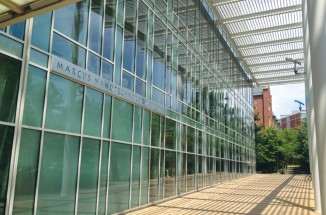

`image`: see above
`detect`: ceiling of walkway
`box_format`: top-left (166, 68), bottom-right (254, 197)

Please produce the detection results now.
top-left (0, 0), bottom-right (80, 28)
top-left (208, 0), bottom-right (304, 86)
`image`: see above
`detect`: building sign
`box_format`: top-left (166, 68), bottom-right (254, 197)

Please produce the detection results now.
top-left (51, 56), bottom-right (166, 115)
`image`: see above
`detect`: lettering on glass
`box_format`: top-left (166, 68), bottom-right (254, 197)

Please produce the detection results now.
top-left (51, 56), bottom-right (166, 115)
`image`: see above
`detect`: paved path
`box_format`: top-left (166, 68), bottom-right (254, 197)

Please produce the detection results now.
top-left (126, 174), bottom-right (318, 215)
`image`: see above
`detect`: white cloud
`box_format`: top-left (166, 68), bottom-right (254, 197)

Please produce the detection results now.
top-left (270, 83), bottom-right (306, 119)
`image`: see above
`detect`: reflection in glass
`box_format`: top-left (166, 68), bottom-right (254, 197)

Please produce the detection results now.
top-left (133, 107), bottom-right (142, 144)
top-left (103, 0), bottom-right (116, 60)
top-left (103, 95), bottom-right (112, 138)
top-left (0, 34), bottom-right (23, 57)
top-left (89, 0), bottom-right (104, 53)
top-left (54, 1), bottom-right (89, 45)
top-left (0, 54), bottom-right (21, 123)
top-left (131, 146), bottom-right (141, 208)
top-left (164, 151), bottom-right (176, 198)
top-left (152, 88), bottom-right (164, 106)
top-left (84, 88), bottom-right (103, 137)
top-left (112, 98), bottom-right (132, 142)
top-left (153, 17), bottom-right (165, 90)
top-left (13, 129), bottom-right (40, 214)
top-left (114, 27), bottom-right (123, 84)
top-left (88, 53), bottom-right (101, 75)
top-left (135, 78), bottom-right (145, 96)
top-left (102, 60), bottom-right (113, 81)
top-left (37, 133), bottom-right (79, 214)
top-left (30, 49), bottom-right (48, 67)
top-left (0, 125), bottom-right (14, 215)
top-left (108, 142), bottom-right (131, 214)
top-left (165, 119), bottom-right (176, 149)
top-left (151, 113), bottom-right (160, 147)
top-left (9, 21), bottom-right (25, 40)
top-left (143, 110), bottom-right (151, 145)
top-left (32, 12), bottom-right (52, 51)
top-left (123, 0), bottom-right (136, 73)
top-left (136, 1), bottom-right (148, 79)
top-left (52, 33), bottom-right (86, 68)
top-left (149, 148), bottom-right (159, 202)
top-left (141, 147), bottom-right (149, 205)
top-left (45, 74), bottom-right (84, 133)
top-left (78, 138), bottom-right (100, 214)
top-left (187, 154), bottom-right (195, 192)
top-left (98, 141), bottom-right (109, 215)
top-left (122, 71), bottom-right (134, 91)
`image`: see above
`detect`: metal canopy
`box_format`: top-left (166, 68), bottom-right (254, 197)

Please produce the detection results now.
top-left (0, 0), bottom-right (80, 28)
top-left (207, 0), bottom-right (304, 86)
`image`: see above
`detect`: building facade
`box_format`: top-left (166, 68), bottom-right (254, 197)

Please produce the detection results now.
top-left (253, 86), bottom-right (278, 128)
top-left (281, 111), bottom-right (306, 129)
top-left (0, 0), bottom-right (255, 214)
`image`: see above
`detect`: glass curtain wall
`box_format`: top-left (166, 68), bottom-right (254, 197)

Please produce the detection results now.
top-left (0, 0), bottom-right (255, 214)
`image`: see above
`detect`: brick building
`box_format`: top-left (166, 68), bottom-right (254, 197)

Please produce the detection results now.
top-left (253, 86), bottom-right (279, 128)
top-left (281, 111), bottom-right (306, 129)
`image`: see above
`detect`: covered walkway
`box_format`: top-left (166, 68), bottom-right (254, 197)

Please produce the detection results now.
top-left (126, 174), bottom-right (317, 215)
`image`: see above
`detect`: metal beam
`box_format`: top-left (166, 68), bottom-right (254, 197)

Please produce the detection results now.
top-left (223, 5), bottom-right (302, 24)
top-left (256, 74), bottom-right (305, 83)
top-left (232, 22), bottom-right (302, 38)
top-left (253, 67), bottom-right (304, 75)
top-left (248, 58), bottom-right (304, 68)
top-left (244, 48), bottom-right (304, 59)
top-left (258, 78), bottom-right (305, 85)
top-left (238, 37), bottom-right (303, 50)
top-left (0, 0), bottom-right (24, 14)
top-left (212, 0), bottom-right (244, 6)
top-left (207, 0), bottom-right (257, 84)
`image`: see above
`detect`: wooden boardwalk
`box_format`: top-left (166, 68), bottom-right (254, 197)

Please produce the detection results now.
top-left (126, 174), bottom-right (318, 215)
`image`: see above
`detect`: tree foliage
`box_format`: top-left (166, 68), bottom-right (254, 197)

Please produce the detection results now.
top-left (255, 119), bottom-right (309, 173)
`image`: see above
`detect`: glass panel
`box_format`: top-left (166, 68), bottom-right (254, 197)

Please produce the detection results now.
top-left (122, 71), bottom-right (134, 91)
top-left (102, 60), bottom-right (113, 81)
top-left (30, 49), bottom-right (48, 67)
top-left (0, 125), bottom-right (14, 215)
top-left (108, 142), bottom-right (131, 214)
top-left (164, 150), bottom-right (176, 198)
top-left (135, 78), bottom-right (145, 96)
top-left (149, 148), bottom-right (159, 202)
top-left (88, 53), bottom-right (101, 75)
top-left (123, 0), bottom-right (136, 73)
top-left (187, 154), bottom-right (195, 191)
top-left (143, 110), bottom-right (150, 145)
top-left (103, 0), bottom-right (116, 60)
top-left (89, 0), bottom-right (104, 53)
top-left (179, 153), bottom-right (186, 194)
top-left (54, 1), bottom-right (89, 45)
top-left (103, 95), bottom-right (112, 138)
top-left (84, 88), bottom-right (103, 137)
top-left (0, 34), bottom-right (23, 57)
top-left (114, 27), bottom-right (123, 84)
top-left (111, 98), bottom-right (132, 142)
top-left (130, 146), bottom-right (140, 208)
top-left (32, 12), bottom-right (52, 51)
top-left (152, 88), bottom-right (164, 106)
top-left (23, 66), bottom-right (46, 127)
top-left (151, 113), bottom-right (160, 147)
top-left (133, 106), bottom-right (142, 144)
top-left (45, 74), bottom-right (84, 134)
top-left (165, 119), bottom-right (176, 149)
top-left (141, 147), bottom-right (149, 205)
top-left (9, 21), bottom-right (25, 40)
top-left (37, 132), bottom-right (79, 214)
top-left (52, 33), bottom-right (86, 68)
top-left (180, 124), bottom-right (186, 152)
top-left (78, 138), bottom-right (100, 214)
top-left (117, 0), bottom-right (124, 26)
top-left (136, 1), bottom-right (148, 79)
top-left (0, 53), bottom-right (21, 123)
top-left (98, 141), bottom-right (109, 215)
top-left (152, 17), bottom-right (165, 90)
top-left (13, 129), bottom-right (41, 215)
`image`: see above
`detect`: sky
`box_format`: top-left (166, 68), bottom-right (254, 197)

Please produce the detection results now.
top-left (270, 83), bottom-right (306, 119)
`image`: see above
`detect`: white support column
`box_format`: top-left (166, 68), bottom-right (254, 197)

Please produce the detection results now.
top-left (303, 0), bottom-right (321, 212)
top-left (306, 0), bottom-right (326, 213)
